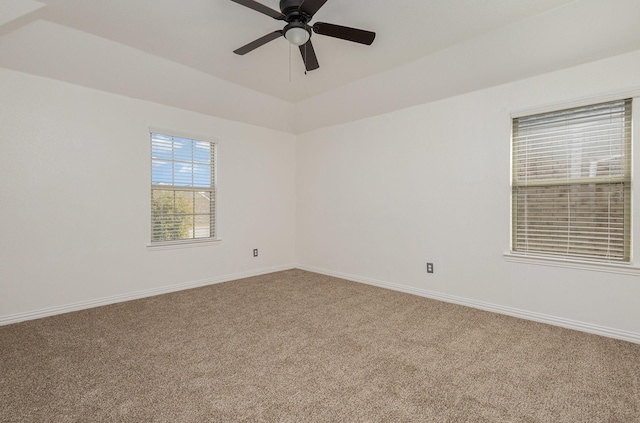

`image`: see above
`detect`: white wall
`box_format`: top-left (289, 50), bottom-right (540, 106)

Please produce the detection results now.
top-left (0, 68), bottom-right (296, 322)
top-left (296, 49), bottom-right (640, 340)
top-left (4, 47), bottom-right (640, 342)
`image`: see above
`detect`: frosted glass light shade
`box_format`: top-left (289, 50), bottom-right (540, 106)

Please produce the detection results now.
top-left (285, 27), bottom-right (310, 46)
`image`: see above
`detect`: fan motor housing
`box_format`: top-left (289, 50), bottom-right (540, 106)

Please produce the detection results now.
top-left (279, 0), bottom-right (309, 21)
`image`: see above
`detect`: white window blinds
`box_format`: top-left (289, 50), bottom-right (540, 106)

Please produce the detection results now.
top-left (151, 133), bottom-right (216, 243)
top-left (512, 99), bottom-right (632, 262)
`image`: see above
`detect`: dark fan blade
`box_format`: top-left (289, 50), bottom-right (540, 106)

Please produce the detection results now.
top-left (234, 30), bottom-right (283, 55)
top-left (230, 0), bottom-right (285, 20)
top-left (299, 40), bottom-right (319, 71)
top-left (299, 0), bottom-right (329, 17)
top-left (313, 22), bottom-right (375, 45)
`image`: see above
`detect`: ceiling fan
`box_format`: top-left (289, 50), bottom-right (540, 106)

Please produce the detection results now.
top-left (230, 0), bottom-right (376, 72)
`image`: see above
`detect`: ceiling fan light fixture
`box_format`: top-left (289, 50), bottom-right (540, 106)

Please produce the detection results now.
top-left (284, 23), bottom-right (310, 46)
top-left (231, 0), bottom-right (376, 72)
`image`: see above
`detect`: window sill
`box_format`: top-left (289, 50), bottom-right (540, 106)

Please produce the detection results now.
top-left (147, 238), bottom-right (222, 251)
top-left (503, 252), bottom-right (640, 276)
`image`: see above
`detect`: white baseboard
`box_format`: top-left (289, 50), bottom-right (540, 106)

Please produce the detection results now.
top-left (296, 264), bottom-right (640, 345)
top-left (5, 263), bottom-right (640, 345)
top-left (0, 264), bottom-right (296, 326)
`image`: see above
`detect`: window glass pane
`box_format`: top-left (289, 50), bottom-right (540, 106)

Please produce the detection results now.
top-left (193, 141), bottom-right (211, 164)
top-left (193, 164), bottom-right (211, 187)
top-left (173, 163), bottom-right (193, 187)
top-left (151, 160), bottom-right (172, 185)
top-left (151, 190), bottom-right (195, 241)
top-left (513, 183), bottom-right (627, 260)
top-left (172, 137), bottom-right (193, 162)
top-left (151, 137), bottom-right (173, 160)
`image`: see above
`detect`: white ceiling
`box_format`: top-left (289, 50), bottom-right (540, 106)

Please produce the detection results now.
top-left (2, 0), bottom-right (640, 133)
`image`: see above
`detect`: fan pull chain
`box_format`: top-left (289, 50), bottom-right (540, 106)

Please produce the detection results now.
top-left (289, 43), bottom-right (292, 82)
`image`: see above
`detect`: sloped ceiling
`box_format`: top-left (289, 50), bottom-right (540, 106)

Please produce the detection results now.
top-left (2, 0), bottom-right (640, 133)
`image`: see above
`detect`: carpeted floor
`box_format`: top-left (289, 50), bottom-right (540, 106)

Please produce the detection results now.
top-left (1, 269), bottom-right (639, 422)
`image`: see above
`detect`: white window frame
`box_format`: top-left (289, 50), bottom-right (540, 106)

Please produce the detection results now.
top-left (148, 130), bottom-right (219, 249)
top-left (505, 92), bottom-right (640, 275)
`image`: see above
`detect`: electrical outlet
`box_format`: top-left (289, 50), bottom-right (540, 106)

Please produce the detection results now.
top-left (426, 263), bottom-right (434, 273)
top-left (253, 249), bottom-right (258, 257)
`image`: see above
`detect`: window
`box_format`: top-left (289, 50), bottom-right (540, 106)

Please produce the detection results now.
top-left (511, 99), bottom-right (632, 262)
top-left (151, 133), bottom-right (216, 244)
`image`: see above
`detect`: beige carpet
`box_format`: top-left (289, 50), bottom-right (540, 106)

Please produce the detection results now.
top-left (1, 269), bottom-right (639, 422)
